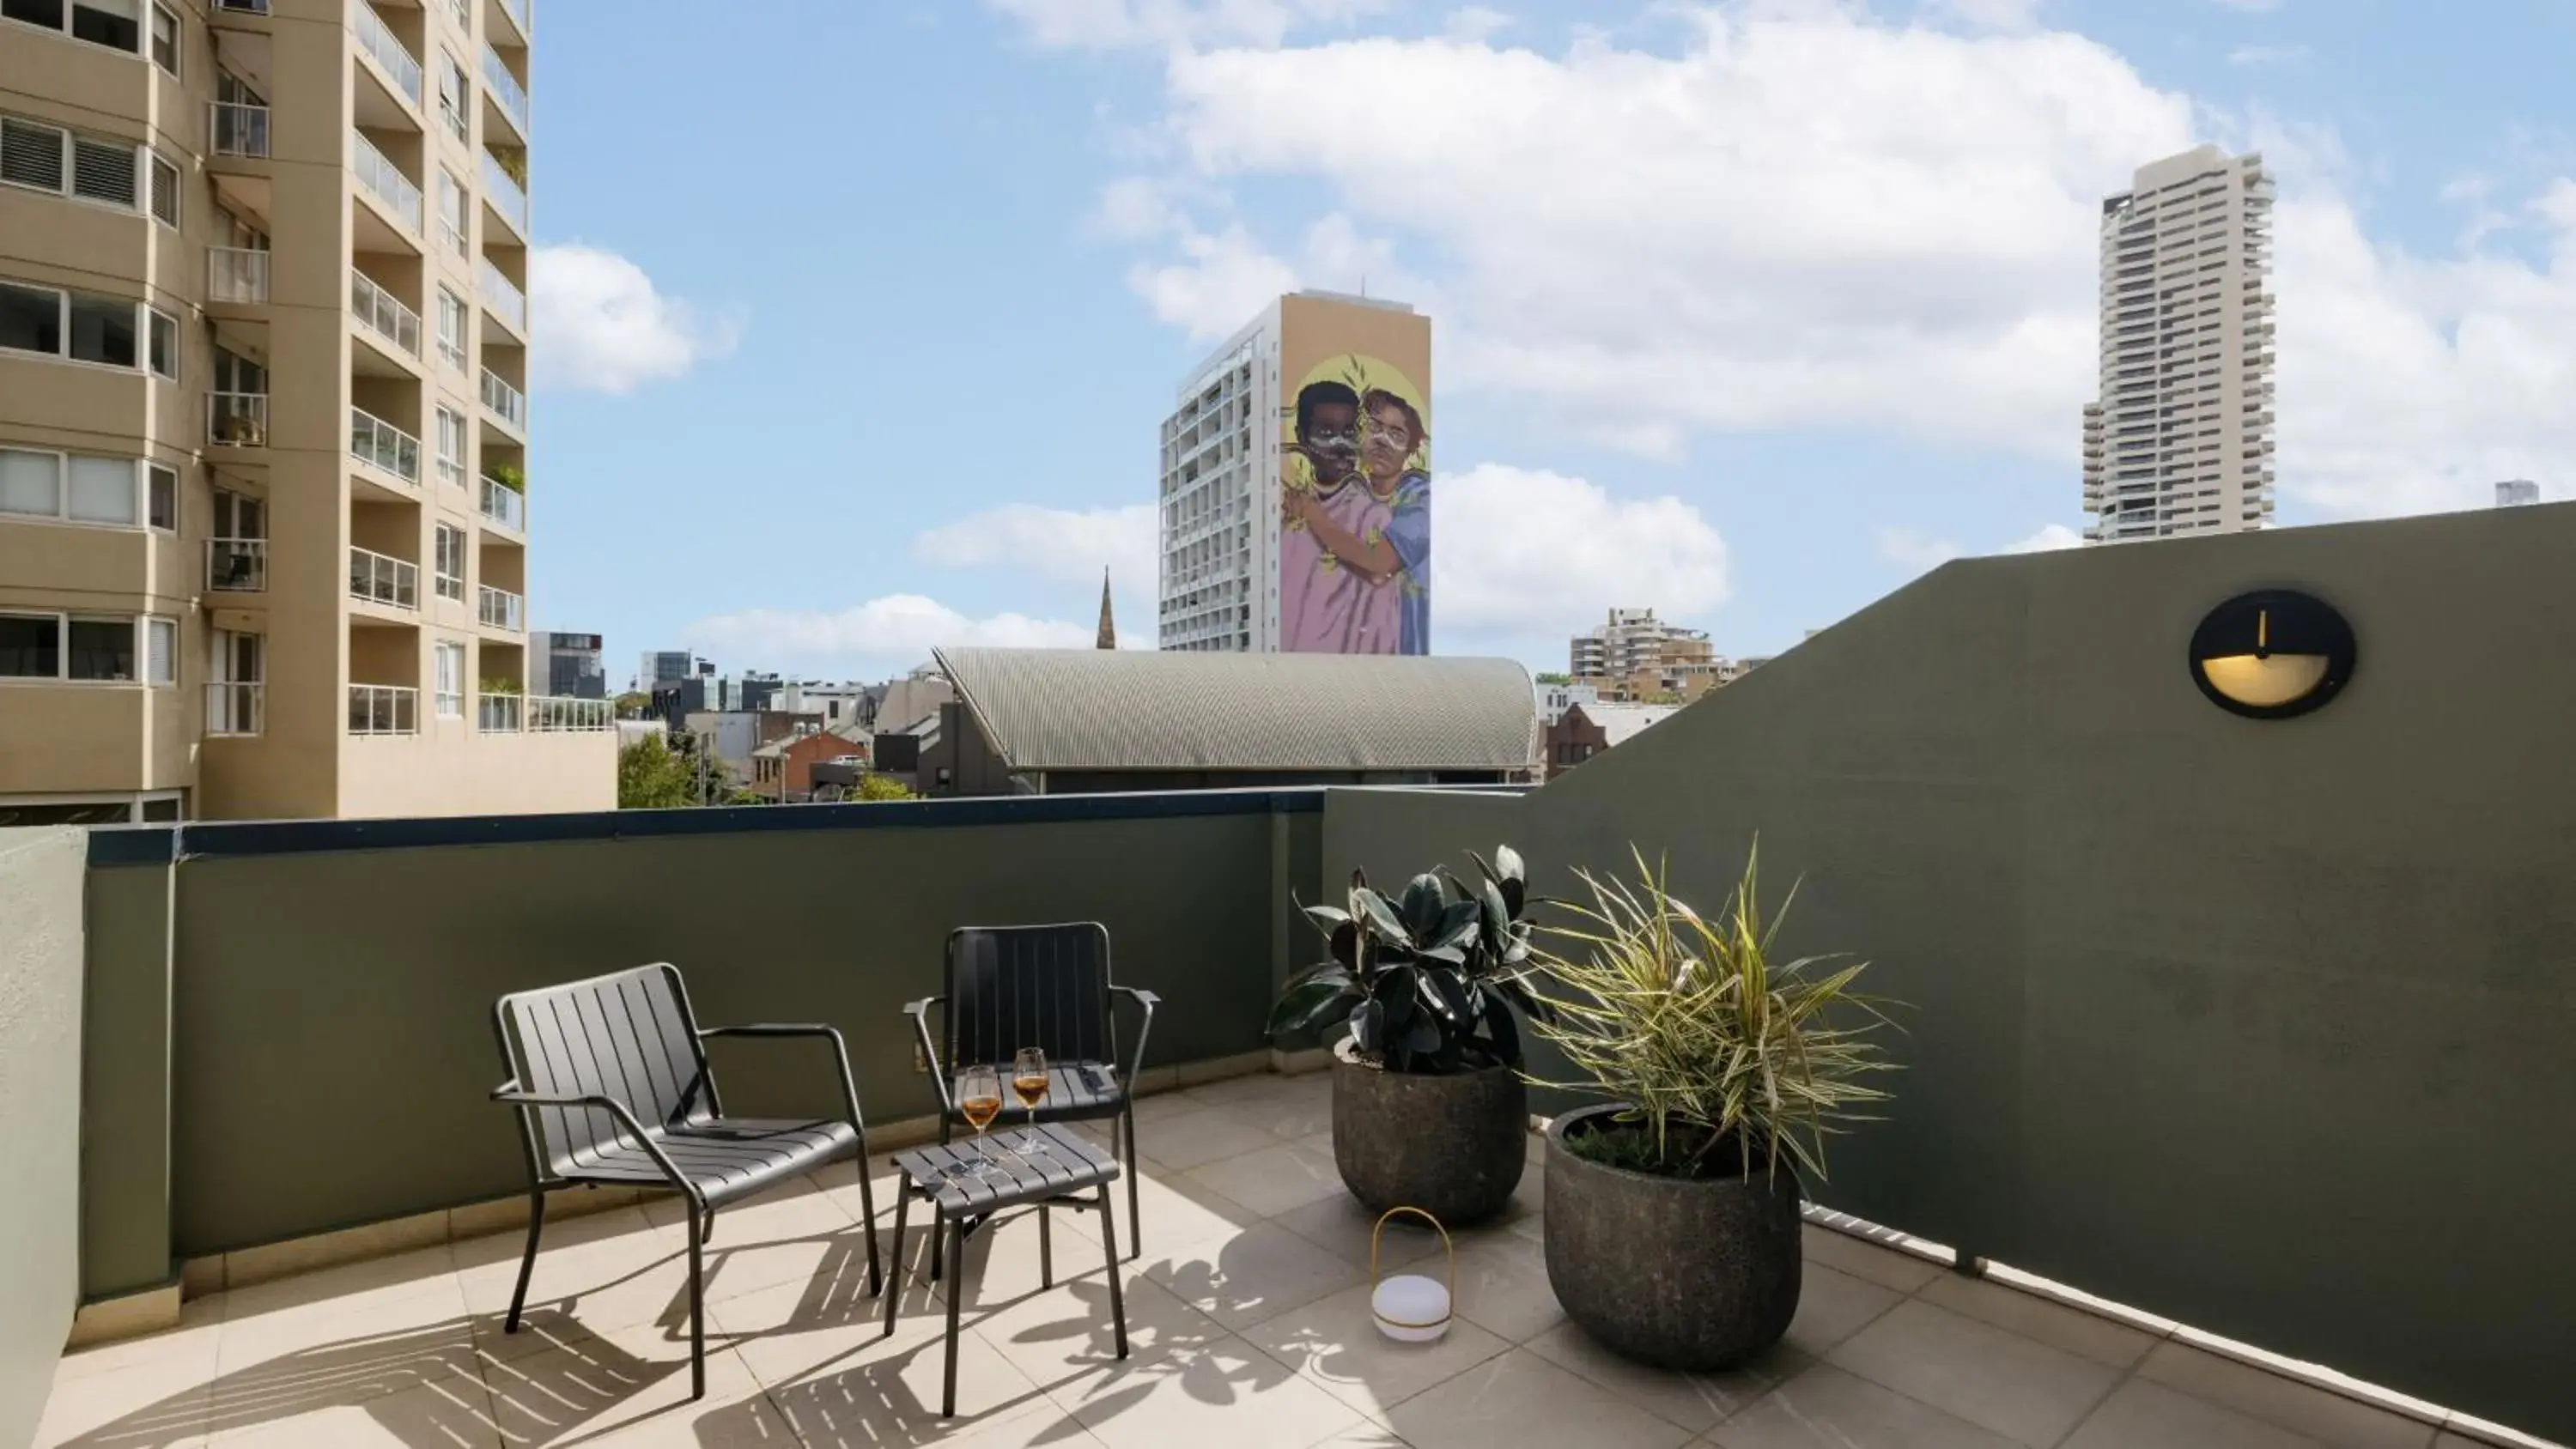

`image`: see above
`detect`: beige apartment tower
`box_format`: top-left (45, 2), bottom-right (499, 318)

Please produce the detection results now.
top-left (0, 0), bottom-right (612, 825)
top-left (2082, 145), bottom-right (2277, 544)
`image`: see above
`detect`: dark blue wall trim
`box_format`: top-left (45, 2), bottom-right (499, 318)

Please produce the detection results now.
top-left (86, 788), bottom-right (1329, 864)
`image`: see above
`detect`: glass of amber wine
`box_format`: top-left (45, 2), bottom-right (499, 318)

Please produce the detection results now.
top-left (1012, 1047), bottom-right (1048, 1151)
top-left (958, 1065), bottom-right (1004, 1173)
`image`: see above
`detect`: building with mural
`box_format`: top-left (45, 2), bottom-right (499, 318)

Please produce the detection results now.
top-left (1156, 291), bottom-right (1432, 655)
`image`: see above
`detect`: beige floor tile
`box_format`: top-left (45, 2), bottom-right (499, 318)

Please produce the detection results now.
top-left (762, 1317), bottom-right (1059, 1444)
top-left (1143, 1222), bottom-right (1364, 1332)
top-left (1045, 1332), bottom-right (1368, 1449)
top-left (706, 1261), bottom-right (910, 1391)
top-left (215, 1242), bottom-right (461, 1325)
top-left (1916, 1272), bottom-right (2164, 1369)
top-left (575, 1390), bottom-right (801, 1448)
top-left (2136, 1343), bottom-right (2439, 1449)
top-left (1779, 1264), bottom-right (1902, 1358)
top-left (2063, 1378), bottom-right (2329, 1449)
top-left (483, 1323), bottom-right (769, 1446)
top-left (1052, 1166), bottom-right (1262, 1255)
top-left (1183, 1142), bottom-right (1346, 1218)
top-left (451, 1206), bottom-right (673, 1275)
top-left (940, 1204), bottom-right (1121, 1313)
top-left (52, 1297), bottom-right (225, 1385)
top-left (214, 1278), bottom-right (480, 1393)
top-left (1137, 1107), bottom-right (1287, 1172)
top-left (1179, 1074), bottom-right (1302, 1108)
top-left (1385, 1347), bottom-right (1697, 1449)
top-left (33, 1356), bottom-right (216, 1448)
top-left (1207, 1079), bottom-right (1335, 1141)
top-left (1303, 1427), bottom-right (1415, 1448)
top-left (1522, 1320), bottom-right (1793, 1434)
top-left (1131, 1091), bottom-right (1218, 1125)
top-left (207, 1373), bottom-right (500, 1447)
top-left (970, 1266), bottom-right (1228, 1390)
top-left (1798, 1228), bottom-right (1945, 1293)
top-left (1826, 1299), bottom-right (2122, 1448)
top-left (457, 1228), bottom-right (698, 1340)
top-left (1706, 1362), bottom-right (2024, 1449)
top-left (1241, 1281), bottom-right (1514, 1421)
top-left (1267, 1194), bottom-right (1448, 1273)
top-left (1445, 1234), bottom-right (1565, 1344)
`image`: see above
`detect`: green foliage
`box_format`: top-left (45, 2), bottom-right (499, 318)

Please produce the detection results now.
top-left (1266, 846), bottom-right (1552, 1075)
top-left (1530, 842), bottom-right (1901, 1183)
top-left (489, 463), bottom-right (526, 494)
top-left (854, 773), bottom-right (914, 801)
top-left (617, 736), bottom-right (696, 809)
top-left (612, 691), bottom-right (650, 718)
top-left (1534, 671), bottom-right (1573, 685)
top-left (479, 678), bottom-right (521, 695)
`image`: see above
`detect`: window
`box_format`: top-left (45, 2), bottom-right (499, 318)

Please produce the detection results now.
top-left (434, 641), bottom-right (464, 716)
top-left (146, 307), bottom-right (173, 379)
top-left (146, 463), bottom-right (173, 530)
top-left (1, 280), bottom-right (173, 375)
top-left (71, 0), bottom-right (140, 52)
top-left (438, 52), bottom-right (468, 142)
top-left (68, 615), bottom-right (135, 680)
top-left (3, 116), bottom-right (163, 217)
top-left (0, 614), bottom-right (61, 678)
top-left (148, 153), bottom-right (177, 226)
top-left (148, 1), bottom-right (173, 74)
top-left (1, 117), bottom-right (66, 191)
top-left (434, 523), bottom-right (465, 601)
top-left (209, 628), bottom-right (261, 734)
top-left (68, 454), bottom-right (136, 523)
top-left (435, 287), bottom-right (466, 369)
top-left (437, 167), bottom-right (465, 255)
top-left (0, 449), bottom-right (173, 531)
top-left (447, 0), bottom-right (468, 33)
top-left (68, 291), bottom-right (134, 365)
top-left (144, 615), bottom-right (173, 685)
top-left (435, 406), bottom-right (466, 486)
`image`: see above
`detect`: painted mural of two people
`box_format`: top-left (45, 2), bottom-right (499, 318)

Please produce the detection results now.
top-left (1280, 373), bottom-right (1430, 655)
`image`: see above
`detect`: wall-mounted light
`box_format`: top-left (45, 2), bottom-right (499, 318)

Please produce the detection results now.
top-left (2189, 590), bottom-right (2355, 719)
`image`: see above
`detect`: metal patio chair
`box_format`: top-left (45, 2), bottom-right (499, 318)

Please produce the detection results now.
top-left (489, 963), bottom-right (880, 1400)
top-left (905, 923), bottom-right (1158, 1260)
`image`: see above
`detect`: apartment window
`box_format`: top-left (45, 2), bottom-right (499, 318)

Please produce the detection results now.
top-left (435, 406), bottom-right (465, 486)
top-left (2, 117), bottom-right (166, 215)
top-left (144, 615), bottom-right (173, 684)
top-left (447, 0), bottom-right (468, 33)
top-left (434, 523), bottom-right (465, 601)
top-left (434, 640), bottom-right (464, 716)
top-left (437, 167), bottom-right (465, 255)
top-left (149, 1), bottom-right (174, 73)
top-left (2, 281), bottom-right (172, 373)
top-left (434, 287), bottom-right (466, 369)
top-left (149, 153), bottom-right (177, 226)
top-left (209, 628), bottom-right (261, 735)
top-left (147, 463), bottom-right (173, 530)
top-left (146, 306), bottom-right (174, 379)
top-left (0, 613), bottom-right (59, 677)
top-left (4, 0), bottom-right (148, 54)
top-left (0, 449), bottom-right (173, 531)
top-left (438, 52), bottom-right (468, 142)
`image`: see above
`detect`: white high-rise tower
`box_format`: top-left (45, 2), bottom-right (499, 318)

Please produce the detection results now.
top-left (2082, 147), bottom-right (2277, 543)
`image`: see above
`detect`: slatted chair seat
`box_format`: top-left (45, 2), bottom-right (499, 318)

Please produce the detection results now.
top-left (906, 922), bottom-right (1158, 1262)
top-left (490, 963), bottom-right (880, 1402)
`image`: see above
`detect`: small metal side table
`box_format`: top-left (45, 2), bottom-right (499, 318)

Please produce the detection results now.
top-left (884, 1123), bottom-right (1129, 1416)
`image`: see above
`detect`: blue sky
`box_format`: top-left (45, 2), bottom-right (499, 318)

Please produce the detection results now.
top-left (524, 0), bottom-right (2576, 686)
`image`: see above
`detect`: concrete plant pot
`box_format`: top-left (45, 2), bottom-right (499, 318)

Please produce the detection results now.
top-left (1330, 1038), bottom-right (1527, 1227)
top-left (1543, 1103), bottom-right (1803, 1371)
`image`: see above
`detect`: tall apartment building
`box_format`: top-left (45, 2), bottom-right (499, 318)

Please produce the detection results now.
top-left (640, 648), bottom-right (692, 689)
top-left (0, 0), bottom-right (611, 826)
top-left (2495, 480), bottom-right (2540, 508)
top-left (2081, 145), bottom-right (2277, 544)
top-left (541, 629), bottom-right (601, 698)
top-left (1571, 608), bottom-right (1707, 677)
top-left (1158, 290), bottom-right (1432, 654)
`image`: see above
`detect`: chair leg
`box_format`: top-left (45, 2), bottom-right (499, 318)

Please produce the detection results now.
top-left (702, 1207), bottom-right (718, 1246)
top-left (1039, 1205), bottom-right (1053, 1290)
top-left (941, 1216), bottom-right (965, 1417)
top-left (1122, 1107), bottom-right (1141, 1262)
top-left (927, 1203), bottom-right (944, 1282)
top-left (1097, 1185), bottom-right (1128, 1360)
top-left (685, 1203), bottom-right (707, 1402)
top-left (504, 1188), bottom-right (545, 1333)
top-left (854, 1148), bottom-right (883, 1299)
top-left (881, 1185), bottom-right (910, 1337)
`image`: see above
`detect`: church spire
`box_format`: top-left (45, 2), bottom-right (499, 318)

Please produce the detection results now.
top-left (1096, 567), bottom-right (1116, 650)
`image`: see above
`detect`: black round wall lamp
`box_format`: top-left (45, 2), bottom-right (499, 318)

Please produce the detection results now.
top-left (2188, 590), bottom-right (2356, 719)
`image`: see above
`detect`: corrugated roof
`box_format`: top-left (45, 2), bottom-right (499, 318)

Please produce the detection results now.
top-left (933, 647), bottom-right (1539, 773)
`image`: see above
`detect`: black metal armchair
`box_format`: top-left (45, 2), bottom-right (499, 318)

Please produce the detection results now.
top-left (905, 923), bottom-right (1158, 1259)
top-left (489, 963), bottom-right (880, 1400)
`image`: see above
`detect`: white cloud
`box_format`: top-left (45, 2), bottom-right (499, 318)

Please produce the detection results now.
top-left (1127, 222), bottom-right (1300, 339)
top-left (531, 245), bottom-right (739, 394)
top-left (1928, 0), bottom-right (2049, 33)
top-left (914, 503), bottom-right (1160, 593)
top-left (1874, 528), bottom-right (1965, 572)
top-left (1433, 464), bottom-right (1729, 637)
top-left (2226, 43), bottom-right (2308, 67)
top-left (684, 596), bottom-right (1093, 675)
top-left (987, 0), bottom-right (1381, 50)
top-left (2002, 522), bottom-right (2084, 552)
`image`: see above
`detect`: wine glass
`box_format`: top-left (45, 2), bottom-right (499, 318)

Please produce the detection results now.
top-left (1012, 1047), bottom-right (1048, 1151)
top-left (958, 1065), bottom-right (1003, 1173)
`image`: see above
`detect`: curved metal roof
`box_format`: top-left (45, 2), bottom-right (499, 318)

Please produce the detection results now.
top-left (932, 647), bottom-right (1540, 773)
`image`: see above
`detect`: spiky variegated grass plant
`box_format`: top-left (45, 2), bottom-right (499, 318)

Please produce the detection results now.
top-left (1529, 843), bottom-right (1900, 1183)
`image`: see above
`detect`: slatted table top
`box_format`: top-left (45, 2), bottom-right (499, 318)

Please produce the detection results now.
top-left (890, 1124), bottom-right (1119, 1215)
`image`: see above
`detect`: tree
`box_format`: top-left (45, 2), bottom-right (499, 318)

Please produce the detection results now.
top-left (617, 735), bottom-right (696, 809)
top-left (1534, 671), bottom-right (1572, 685)
top-left (612, 690), bottom-right (651, 718)
top-left (854, 773), bottom-right (914, 802)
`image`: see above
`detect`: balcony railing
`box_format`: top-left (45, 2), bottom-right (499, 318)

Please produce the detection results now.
top-left (215, 0), bottom-right (270, 12)
top-left (349, 0), bottom-right (423, 108)
top-left (479, 474), bottom-right (525, 531)
top-left (348, 683), bottom-right (418, 736)
top-left (207, 539), bottom-right (267, 592)
top-left (209, 392), bottom-right (269, 447)
top-left (352, 130), bottom-right (422, 231)
top-left (348, 546), bottom-right (418, 609)
top-left (205, 682), bottom-right (264, 736)
top-left (477, 584), bottom-right (524, 633)
top-left (529, 695), bottom-right (611, 732)
top-left (208, 248), bottom-right (270, 304)
top-left (482, 45), bottom-right (529, 137)
top-left (349, 270), bottom-right (422, 359)
top-left (479, 368), bottom-right (526, 432)
top-left (477, 693), bottom-right (523, 732)
top-left (210, 102), bottom-right (270, 160)
top-left (349, 407), bottom-right (421, 483)
top-left (479, 149), bottom-right (528, 236)
top-left (477, 258), bottom-right (527, 334)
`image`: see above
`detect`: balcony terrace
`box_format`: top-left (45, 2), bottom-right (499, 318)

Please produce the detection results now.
top-left (5, 502), bottom-right (2574, 1449)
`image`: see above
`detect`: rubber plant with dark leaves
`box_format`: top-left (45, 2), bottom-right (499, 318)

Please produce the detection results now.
top-left (1266, 846), bottom-right (1552, 1073)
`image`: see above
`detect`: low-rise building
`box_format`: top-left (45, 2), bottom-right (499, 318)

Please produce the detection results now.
top-left (750, 722), bottom-right (871, 802)
top-left (1544, 700), bottom-right (1676, 778)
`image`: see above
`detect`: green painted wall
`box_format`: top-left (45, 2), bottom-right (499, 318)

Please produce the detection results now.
top-left (1325, 503), bottom-right (2576, 1440)
top-left (0, 828), bottom-right (88, 1449)
top-left (167, 804), bottom-right (1297, 1256)
top-left (81, 860), bottom-right (175, 1300)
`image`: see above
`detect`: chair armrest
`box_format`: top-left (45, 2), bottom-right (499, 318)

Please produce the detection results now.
top-left (489, 1083), bottom-right (702, 1207)
top-left (902, 997), bottom-right (954, 1114)
top-left (698, 1025), bottom-right (867, 1137)
top-left (1109, 986), bottom-right (1159, 1088)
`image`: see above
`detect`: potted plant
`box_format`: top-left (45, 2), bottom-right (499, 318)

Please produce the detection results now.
top-left (1266, 846), bottom-right (1550, 1226)
top-left (1531, 844), bottom-right (1899, 1371)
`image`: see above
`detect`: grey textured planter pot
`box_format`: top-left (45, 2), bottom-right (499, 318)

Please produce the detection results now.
top-left (1543, 1103), bottom-right (1803, 1371)
top-left (1330, 1039), bottom-right (1527, 1227)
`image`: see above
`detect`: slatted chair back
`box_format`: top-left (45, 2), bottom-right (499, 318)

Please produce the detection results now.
top-left (943, 924), bottom-right (1116, 1072)
top-left (494, 963), bottom-right (715, 1180)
